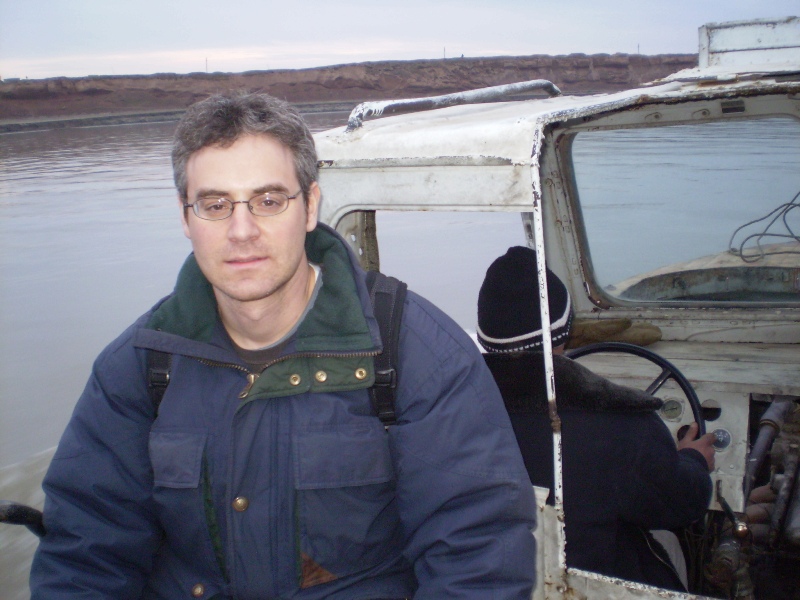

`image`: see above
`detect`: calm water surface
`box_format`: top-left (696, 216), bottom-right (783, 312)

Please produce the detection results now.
top-left (0, 113), bottom-right (527, 471)
top-left (3, 114), bottom-right (800, 470)
top-left (1, 121), bottom-right (189, 468)
top-left (2, 106), bottom-right (799, 600)
top-left (0, 111), bottom-right (527, 598)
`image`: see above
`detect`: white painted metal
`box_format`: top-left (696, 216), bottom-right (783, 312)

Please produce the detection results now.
top-left (346, 79), bottom-right (562, 131)
top-left (565, 569), bottom-right (710, 599)
top-left (315, 80), bottom-right (800, 343)
top-left (665, 16), bottom-right (800, 82)
top-left (528, 140), bottom-right (569, 587)
top-left (313, 17), bottom-right (800, 600)
top-left (700, 16), bottom-right (800, 69)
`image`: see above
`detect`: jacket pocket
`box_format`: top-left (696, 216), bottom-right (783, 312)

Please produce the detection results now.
top-left (147, 430), bottom-right (225, 592)
top-left (294, 423), bottom-right (400, 587)
top-left (149, 430), bottom-right (207, 488)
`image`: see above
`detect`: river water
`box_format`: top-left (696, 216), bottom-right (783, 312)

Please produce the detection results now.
top-left (1, 106), bottom-right (799, 598)
top-left (0, 111), bottom-right (529, 472)
top-left (3, 110), bottom-right (800, 467)
top-left (0, 109), bottom-right (525, 598)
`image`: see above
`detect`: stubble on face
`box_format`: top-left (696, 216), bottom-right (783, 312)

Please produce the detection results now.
top-left (181, 134), bottom-right (320, 327)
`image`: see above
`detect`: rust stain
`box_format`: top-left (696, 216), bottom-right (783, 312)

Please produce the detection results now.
top-left (300, 552), bottom-right (337, 589)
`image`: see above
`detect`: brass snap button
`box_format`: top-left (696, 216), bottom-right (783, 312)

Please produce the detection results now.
top-left (191, 583), bottom-right (205, 597)
top-left (289, 374), bottom-right (301, 386)
top-left (232, 496), bottom-right (249, 512)
top-left (354, 368), bottom-right (367, 380)
top-left (315, 370), bottom-right (328, 383)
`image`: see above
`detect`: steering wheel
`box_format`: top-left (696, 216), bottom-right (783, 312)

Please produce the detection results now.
top-left (566, 341), bottom-right (706, 436)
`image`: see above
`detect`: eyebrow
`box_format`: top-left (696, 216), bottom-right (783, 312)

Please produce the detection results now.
top-left (194, 183), bottom-right (292, 199)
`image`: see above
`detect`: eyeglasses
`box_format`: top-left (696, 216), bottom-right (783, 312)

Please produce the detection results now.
top-left (184, 190), bottom-right (302, 221)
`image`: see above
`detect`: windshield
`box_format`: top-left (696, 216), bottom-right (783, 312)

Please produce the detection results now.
top-left (571, 116), bottom-right (800, 304)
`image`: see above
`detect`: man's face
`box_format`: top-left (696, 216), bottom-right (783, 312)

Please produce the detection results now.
top-left (181, 134), bottom-right (319, 309)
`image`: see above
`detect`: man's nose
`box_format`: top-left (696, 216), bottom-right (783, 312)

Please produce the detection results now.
top-left (227, 201), bottom-right (260, 240)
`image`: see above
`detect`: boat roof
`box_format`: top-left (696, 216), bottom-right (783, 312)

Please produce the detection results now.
top-left (317, 74), bottom-right (796, 157)
top-left (316, 16), bottom-right (800, 192)
top-left (314, 70), bottom-right (800, 224)
top-left (663, 15), bottom-right (800, 82)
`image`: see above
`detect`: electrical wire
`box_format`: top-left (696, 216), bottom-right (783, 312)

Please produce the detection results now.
top-left (728, 189), bottom-right (800, 263)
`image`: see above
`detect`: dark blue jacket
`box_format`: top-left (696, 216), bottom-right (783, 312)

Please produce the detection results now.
top-left (484, 351), bottom-right (712, 591)
top-left (31, 224), bottom-right (536, 599)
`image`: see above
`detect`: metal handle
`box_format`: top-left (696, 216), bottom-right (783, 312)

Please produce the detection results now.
top-left (345, 79), bottom-right (561, 131)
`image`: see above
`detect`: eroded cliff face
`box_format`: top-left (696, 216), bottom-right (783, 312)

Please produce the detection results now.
top-left (0, 53), bottom-right (697, 121)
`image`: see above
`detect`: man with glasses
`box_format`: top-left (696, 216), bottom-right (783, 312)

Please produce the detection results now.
top-left (30, 93), bottom-right (536, 599)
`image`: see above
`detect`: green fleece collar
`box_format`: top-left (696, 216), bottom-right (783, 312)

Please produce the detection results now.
top-left (146, 226), bottom-right (376, 353)
top-left (146, 255), bottom-right (217, 341)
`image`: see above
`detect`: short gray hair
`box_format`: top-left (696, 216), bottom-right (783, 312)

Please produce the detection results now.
top-left (172, 92), bottom-right (318, 202)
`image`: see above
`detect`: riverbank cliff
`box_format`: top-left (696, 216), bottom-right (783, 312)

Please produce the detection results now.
top-left (0, 52), bottom-right (696, 130)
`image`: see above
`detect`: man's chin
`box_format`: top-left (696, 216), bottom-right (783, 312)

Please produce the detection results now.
top-left (213, 281), bottom-right (280, 305)
top-left (226, 290), bottom-right (277, 305)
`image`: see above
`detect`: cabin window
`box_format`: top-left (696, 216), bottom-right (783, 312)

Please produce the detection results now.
top-left (370, 210), bottom-right (528, 333)
top-left (571, 116), bottom-right (800, 304)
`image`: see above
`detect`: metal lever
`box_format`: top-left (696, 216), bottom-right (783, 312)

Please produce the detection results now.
top-left (717, 481), bottom-right (749, 539)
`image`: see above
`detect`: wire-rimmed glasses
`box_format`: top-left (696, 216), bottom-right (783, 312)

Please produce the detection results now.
top-left (184, 190), bottom-right (302, 220)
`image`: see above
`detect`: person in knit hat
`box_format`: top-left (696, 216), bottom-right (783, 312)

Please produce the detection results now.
top-left (477, 245), bottom-right (573, 353)
top-left (479, 246), bottom-right (716, 592)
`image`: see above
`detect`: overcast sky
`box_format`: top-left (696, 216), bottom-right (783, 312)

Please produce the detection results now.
top-left (0, 1), bottom-right (796, 80)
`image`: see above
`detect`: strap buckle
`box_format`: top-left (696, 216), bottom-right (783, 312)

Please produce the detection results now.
top-left (373, 368), bottom-right (397, 388)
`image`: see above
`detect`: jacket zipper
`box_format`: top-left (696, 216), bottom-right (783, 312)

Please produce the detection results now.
top-left (196, 349), bottom-right (380, 399)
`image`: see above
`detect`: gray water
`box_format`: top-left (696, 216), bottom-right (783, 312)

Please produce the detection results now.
top-left (0, 113), bottom-right (525, 598)
top-left (0, 114), bottom-right (528, 473)
top-left (3, 114), bottom-right (800, 471)
top-left (1, 121), bottom-right (190, 469)
top-left (2, 106), bottom-right (800, 600)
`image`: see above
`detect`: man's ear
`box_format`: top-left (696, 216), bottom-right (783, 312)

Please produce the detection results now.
top-left (305, 182), bottom-right (321, 232)
top-left (179, 196), bottom-right (191, 239)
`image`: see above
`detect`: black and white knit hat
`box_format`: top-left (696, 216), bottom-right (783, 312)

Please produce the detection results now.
top-left (477, 246), bottom-right (573, 353)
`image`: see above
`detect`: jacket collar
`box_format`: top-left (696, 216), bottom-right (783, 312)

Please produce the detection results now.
top-left (140, 223), bottom-right (381, 356)
top-left (484, 352), bottom-right (663, 414)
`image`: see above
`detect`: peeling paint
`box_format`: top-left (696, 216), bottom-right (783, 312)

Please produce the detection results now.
top-left (313, 18), bottom-right (800, 599)
top-left (345, 79), bottom-right (562, 131)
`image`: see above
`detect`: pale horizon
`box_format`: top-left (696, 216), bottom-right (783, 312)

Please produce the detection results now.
top-left (0, 1), bottom-right (796, 81)
top-left (1, 45), bottom-right (702, 83)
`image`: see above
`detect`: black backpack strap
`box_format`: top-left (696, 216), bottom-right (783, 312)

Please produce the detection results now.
top-left (144, 273), bottom-right (407, 424)
top-left (147, 349), bottom-right (172, 416)
top-left (366, 270), bottom-right (408, 427)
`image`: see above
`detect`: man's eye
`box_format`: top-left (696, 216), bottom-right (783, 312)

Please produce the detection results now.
top-left (202, 200), bottom-right (229, 212)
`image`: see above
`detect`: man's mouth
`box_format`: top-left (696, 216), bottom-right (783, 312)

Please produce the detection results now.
top-left (226, 256), bottom-right (266, 266)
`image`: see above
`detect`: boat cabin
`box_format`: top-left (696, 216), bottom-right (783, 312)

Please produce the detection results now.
top-left (314, 16), bottom-right (800, 599)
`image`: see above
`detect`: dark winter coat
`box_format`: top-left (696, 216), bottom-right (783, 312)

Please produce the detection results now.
top-left (484, 351), bottom-right (712, 591)
top-left (30, 224), bottom-right (536, 600)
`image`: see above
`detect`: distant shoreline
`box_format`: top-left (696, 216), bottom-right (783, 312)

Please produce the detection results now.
top-left (0, 101), bottom-right (357, 133)
top-left (0, 53), bottom-right (697, 132)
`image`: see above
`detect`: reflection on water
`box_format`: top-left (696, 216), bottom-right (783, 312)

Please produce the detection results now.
top-left (0, 112), bottom-right (352, 600)
top-left (1, 121), bottom-right (187, 472)
top-left (2, 110), bottom-right (799, 598)
top-left (573, 118), bottom-right (800, 288)
top-left (0, 112), bottom-right (352, 471)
